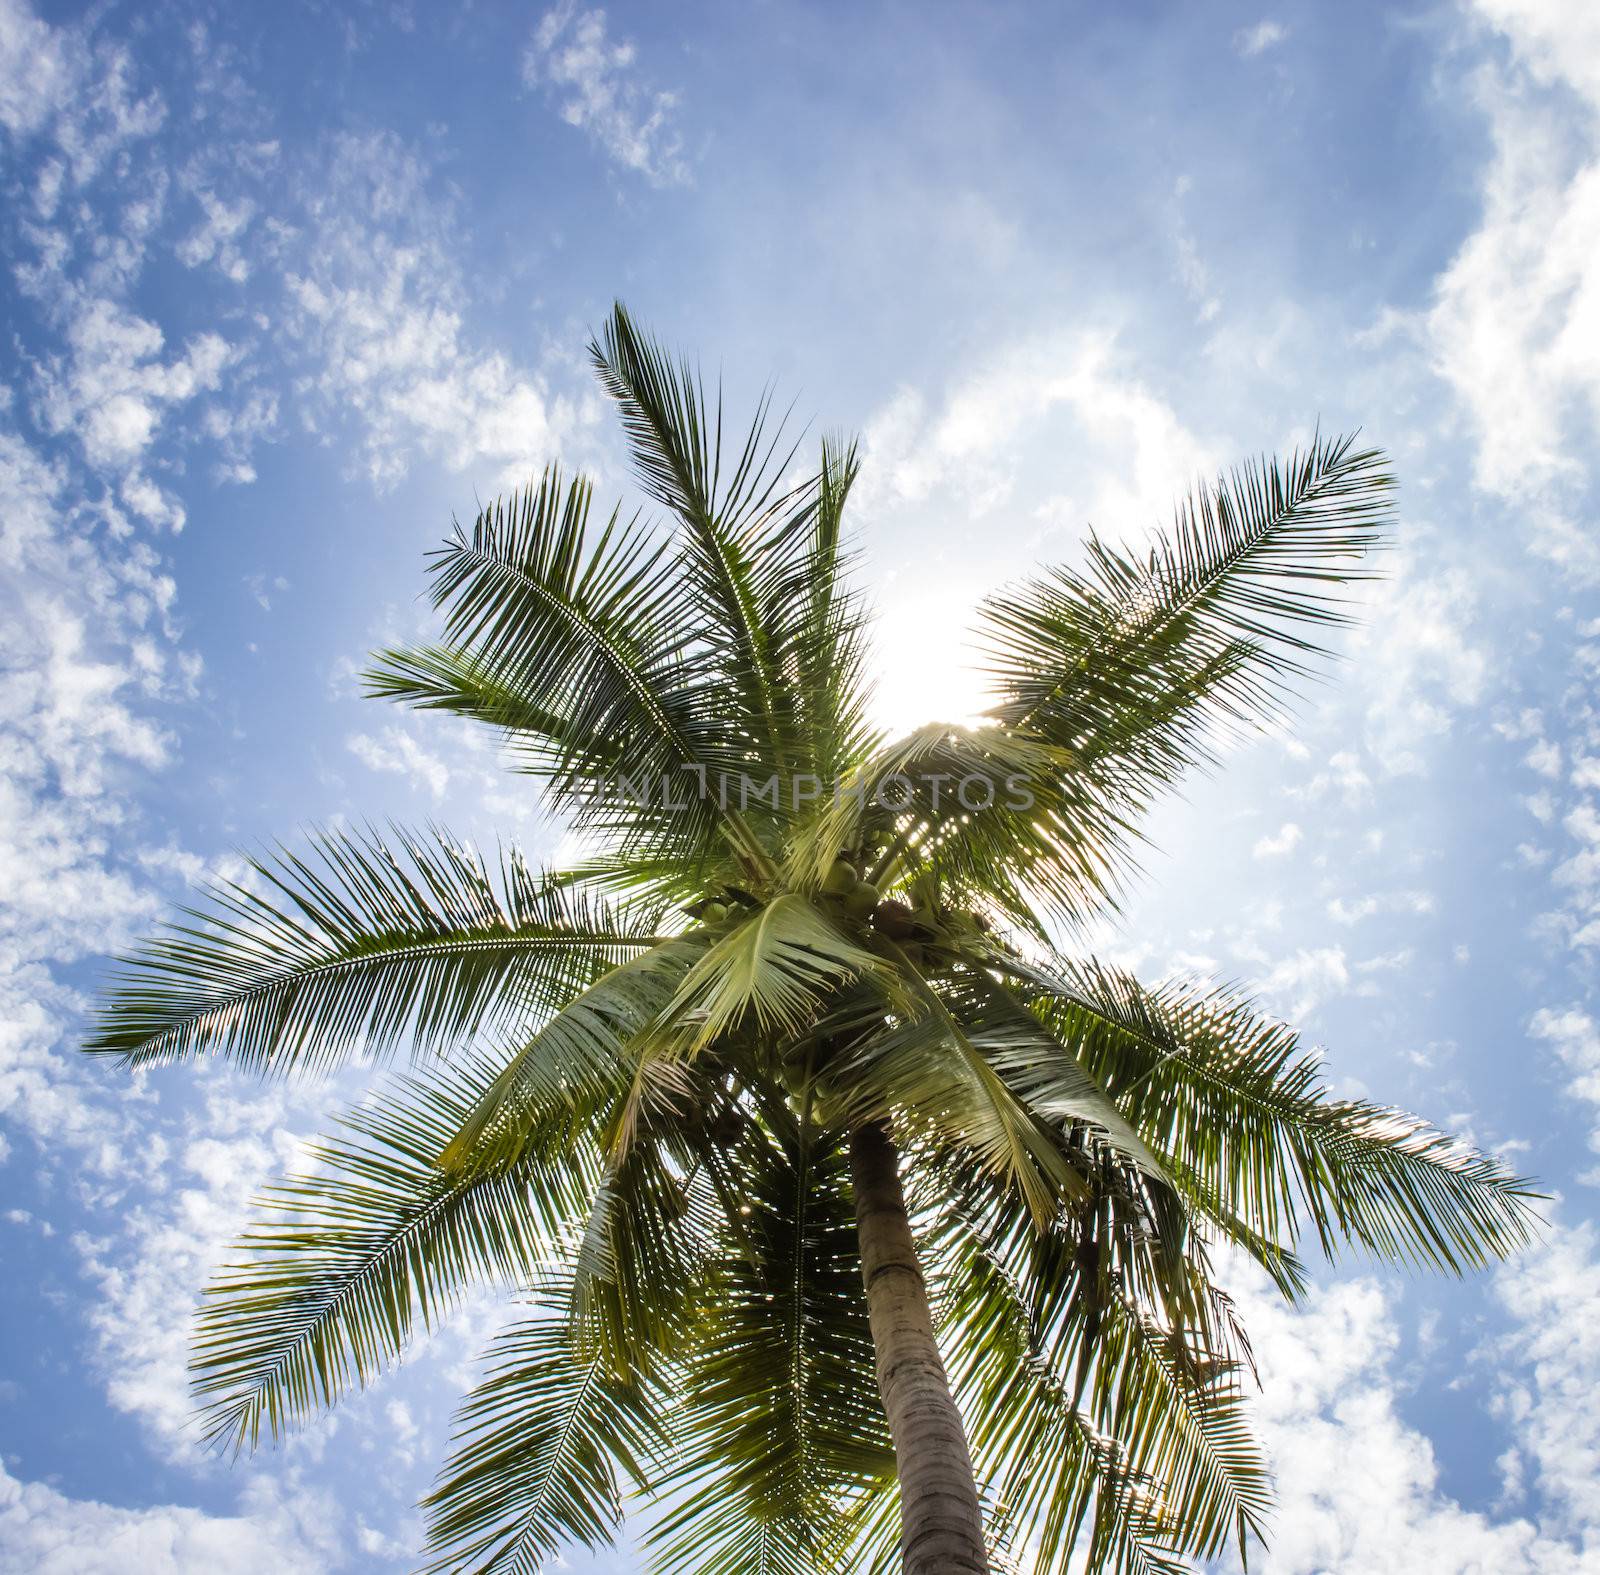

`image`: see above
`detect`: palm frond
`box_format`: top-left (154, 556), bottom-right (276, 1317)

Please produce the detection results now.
top-left (364, 641), bottom-right (616, 775)
top-left (1026, 956), bottom-right (1542, 1273)
top-left (421, 1293), bottom-right (670, 1575)
top-left (439, 936), bottom-right (708, 1171)
top-left (591, 302), bottom-right (808, 784)
top-left (934, 1177), bottom-right (1269, 1575)
top-left (769, 434), bottom-right (879, 785)
top-left (192, 1061), bottom-right (593, 1451)
top-left (367, 465), bottom-right (773, 877)
top-left (423, 1125), bottom-right (724, 1574)
top-left (87, 825), bottom-right (658, 1072)
top-left (648, 1089), bottom-right (893, 1571)
top-left (958, 968), bottom-right (1175, 1186)
top-left (667, 893), bottom-right (887, 1051)
top-left (784, 721), bottom-right (1133, 937)
top-left (834, 953), bottom-right (1089, 1223)
top-left (980, 432), bottom-right (1394, 807)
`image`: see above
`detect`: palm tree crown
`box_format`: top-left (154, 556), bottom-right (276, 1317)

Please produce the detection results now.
top-left (87, 304), bottom-right (1537, 1575)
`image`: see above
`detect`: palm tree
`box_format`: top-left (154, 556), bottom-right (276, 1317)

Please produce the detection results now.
top-left (87, 305), bottom-right (1536, 1575)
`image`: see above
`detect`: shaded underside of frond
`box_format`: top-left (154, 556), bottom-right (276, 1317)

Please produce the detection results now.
top-left (647, 1093), bottom-right (893, 1572)
top-left (425, 1135), bottom-right (722, 1574)
top-left (421, 1301), bottom-right (670, 1575)
top-left (918, 1161), bottom-right (1266, 1575)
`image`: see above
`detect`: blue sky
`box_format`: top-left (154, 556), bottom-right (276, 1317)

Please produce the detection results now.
top-left (2, 0), bottom-right (1599, 1569)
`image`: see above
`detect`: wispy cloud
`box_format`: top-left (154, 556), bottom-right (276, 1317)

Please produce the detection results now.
top-left (285, 130), bottom-right (568, 490)
top-left (1234, 19), bottom-right (1288, 58)
top-left (1529, 1007), bottom-right (1600, 1172)
top-left (1326, 889), bottom-right (1435, 926)
top-left (347, 724), bottom-right (452, 800)
top-left (524, 2), bottom-right (688, 185)
top-left (1429, 1), bottom-right (1600, 578)
top-left (1228, 1249), bottom-right (1600, 1571)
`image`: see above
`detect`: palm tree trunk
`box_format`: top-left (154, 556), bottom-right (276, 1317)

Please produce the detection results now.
top-left (851, 1120), bottom-right (989, 1575)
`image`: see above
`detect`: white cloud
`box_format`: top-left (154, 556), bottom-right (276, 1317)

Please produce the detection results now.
top-left (1258, 945), bottom-right (1349, 1020)
top-left (1289, 749), bottom-right (1372, 808)
top-left (0, 425), bottom-right (61, 570)
top-left (856, 328), bottom-right (1217, 737)
top-left (348, 725), bottom-right (452, 801)
top-left (34, 298), bottom-right (235, 486)
top-left (71, 1078), bottom-right (320, 1448)
top-left (1348, 551), bottom-right (1490, 776)
top-left (1527, 737), bottom-right (1565, 777)
top-left (1528, 1006), bottom-right (1600, 1164)
top-left (1253, 822), bottom-right (1303, 859)
top-left (1469, 0), bottom-right (1600, 138)
top-left (1429, 1), bottom-right (1600, 575)
top-left (386, 1398), bottom-right (418, 1443)
top-left (0, 1458), bottom-right (344, 1574)
top-left (1326, 889), bottom-right (1435, 926)
top-left (524, 2), bottom-right (687, 185)
top-left (284, 131), bottom-right (568, 491)
top-left (1491, 1221), bottom-right (1600, 1539)
top-left (0, 0), bottom-right (78, 137)
top-left (0, 424), bottom-right (197, 1027)
top-left (1170, 176), bottom-right (1222, 323)
top-left (175, 187), bottom-right (256, 281)
top-left (859, 328), bottom-right (1216, 527)
top-left (1235, 20), bottom-right (1288, 58)
top-left (1222, 1264), bottom-right (1592, 1574)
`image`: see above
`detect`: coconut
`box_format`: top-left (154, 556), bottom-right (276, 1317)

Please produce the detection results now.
top-left (873, 899), bottom-right (917, 938)
top-left (822, 858), bottom-right (858, 896)
top-left (702, 900), bottom-right (729, 924)
top-left (845, 880), bottom-right (881, 917)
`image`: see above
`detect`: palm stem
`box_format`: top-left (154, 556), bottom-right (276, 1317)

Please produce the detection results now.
top-left (851, 1121), bottom-right (989, 1574)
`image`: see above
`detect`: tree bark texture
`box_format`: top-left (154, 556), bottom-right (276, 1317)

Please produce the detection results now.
top-left (851, 1120), bottom-right (990, 1575)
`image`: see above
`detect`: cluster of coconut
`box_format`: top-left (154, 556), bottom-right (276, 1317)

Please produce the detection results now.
top-left (821, 857), bottom-right (990, 961)
top-left (819, 855), bottom-right (882, 918)
top-left (686, 886), bottom-right (760, 926)
top-left (686, 859), bottom-right (991, 967)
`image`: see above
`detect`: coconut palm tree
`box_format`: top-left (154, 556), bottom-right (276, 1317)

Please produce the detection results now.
top-left (87, 305), bottom-right (1536, 1575)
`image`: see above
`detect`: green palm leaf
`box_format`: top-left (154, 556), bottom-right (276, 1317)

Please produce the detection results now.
top-left (425, 1137), bottom-right (718, 1574)
top-left (1025, 956), bottom-right (1540, 1273)
top-left (778, 435), bottom-right (879, 785)
top-left (935, 1178), bottom-right (1268, 1574)
top-left (981, 434), bottom-right (1394, 789)
top-left (420, 1297), bottom-right (670, 1575)
top-left (87, 824), bottom-right (658, 1071)
top-left (192, 1060), bottom-right (594, 1450)
top-left (648, 1090), bottom-right (893, 1572)
top-left (591, 303), bottom-right (805, 782)
top-left (367, 465), bottom-right (772, 875)
top-left (364, 640), bottom-right (617, 776)
top-left (835, 955), bottom-right (1090, 1223)
top-left (667, 893), bottom-right (888, 1050)
top-left (437, 935), bottom-right (708, 1170)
